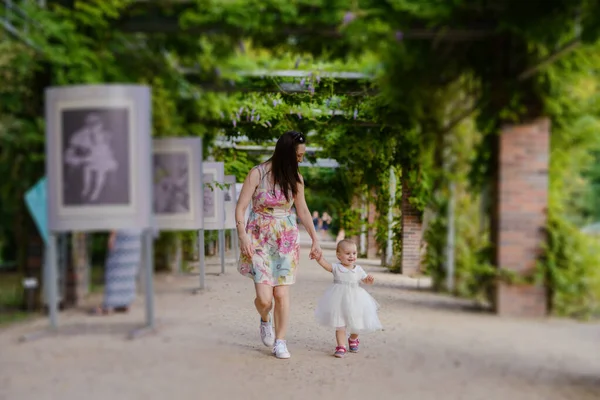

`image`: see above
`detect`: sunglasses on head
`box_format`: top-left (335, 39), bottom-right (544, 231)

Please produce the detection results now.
top-left (289, 131), bottom-right (306, 144)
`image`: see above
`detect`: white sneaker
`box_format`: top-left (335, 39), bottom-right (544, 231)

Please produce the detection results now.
top-left (272, 339), bottom-right (291, 359)
top-left (260, 317), bottom-right (275, 347)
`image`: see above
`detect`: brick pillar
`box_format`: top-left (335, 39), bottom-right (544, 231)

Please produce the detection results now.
top-left (349, 195), bottom-right (362, 246)
top-left (366, 191), bottom-right (379, 259)
top-left (493, 118), bottom-right (549, 317)
top-left (400, 179), bottom-right (423, 276)
top-left (66, 232), bottom-right (89, 306)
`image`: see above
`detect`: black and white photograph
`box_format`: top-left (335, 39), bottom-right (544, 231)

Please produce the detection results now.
top-left (203, 172), bottom-right (216, 219)
top-left (152, 137), bottom-right (203, 231)
top-left (61, 108), bottom-right (130, 206)
top-left (153, 152), bottom-right (190, 214)
top-left (202, 162), bottom-right (225, 231)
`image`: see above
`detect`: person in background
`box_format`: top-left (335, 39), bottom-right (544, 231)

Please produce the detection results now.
top-left (312, 211), bottom-right (320, 232)
top-left (90, 229), bottom-right (142, 315)
top-left (321, 211), bottom-right (332, 241)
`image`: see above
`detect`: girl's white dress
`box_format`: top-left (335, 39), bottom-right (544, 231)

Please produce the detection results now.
top-left (315, 263), bottom-right (382, 333)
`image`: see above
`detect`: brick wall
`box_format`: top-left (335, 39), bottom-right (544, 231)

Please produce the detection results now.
top-left (493, 118), bottom-right (549, 317)
top-left (349, 194), bottom-right (362, 248)
top-left (401, 179), bottom-right (423, 276)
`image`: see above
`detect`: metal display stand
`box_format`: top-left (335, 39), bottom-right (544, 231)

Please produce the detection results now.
top-left (197, 162), bottom-right (226, 287)
top-left (152, 138), bottom-right (206, 292)
top-left (20, 84), bottom-right (155, 342)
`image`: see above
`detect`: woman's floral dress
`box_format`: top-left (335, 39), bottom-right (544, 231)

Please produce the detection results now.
top-left (238, 163), bottom-right (300, 286)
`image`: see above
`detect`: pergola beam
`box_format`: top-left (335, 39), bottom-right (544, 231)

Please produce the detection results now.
top-left (116, 13), bottom-right (494, 41)
top-left (116, 2), bottom-right (495, 41)
top-left (1, 0), bottom-right (43, 51)
top-left (203, 118), bottom-right (380, 129)
top-left (213, 136), bottom-right (339, 168)
top-left (183, 68), bottom-right (376, 95)
top-left (517, 38), bottom-right (581, 81)
top-left (193, 82), bottom-right (376, 96)
top-left (180, 67), bottom-right (372, 80)
top-left (234, 70), bottom-right (371, 80)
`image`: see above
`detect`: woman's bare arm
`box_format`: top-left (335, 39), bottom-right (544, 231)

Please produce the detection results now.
top-left (293, 176), bottom-right (320, 244)
top-left (235, 168), bottom-right (260, 237)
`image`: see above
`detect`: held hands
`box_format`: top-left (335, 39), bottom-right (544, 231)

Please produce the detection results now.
top-left (309, 241), bottom-right (322, 261)
top-left (362, 274), bottom-right (375, 285)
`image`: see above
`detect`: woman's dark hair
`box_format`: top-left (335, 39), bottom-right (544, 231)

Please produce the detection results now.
top-left (269, 131), bottom-right (306, 201)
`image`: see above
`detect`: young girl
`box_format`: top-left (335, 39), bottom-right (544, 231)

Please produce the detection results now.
top-left (81, 125), bottom-right (118, 202)
top-left (314, 239), bottom-right (382, 358)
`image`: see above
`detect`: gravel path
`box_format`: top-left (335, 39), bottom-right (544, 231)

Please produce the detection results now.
top-left (1, 243), bottom-right (599, 400)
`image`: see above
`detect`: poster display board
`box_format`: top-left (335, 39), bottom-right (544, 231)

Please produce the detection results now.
top-left (223, 175), bottom-right (237, 230)
top-left (45, 85), bottom-right (152, 232)
top-left (202, 162), bottom-right (225, 230)
top-left (153, 138), bottom-right (204, 230)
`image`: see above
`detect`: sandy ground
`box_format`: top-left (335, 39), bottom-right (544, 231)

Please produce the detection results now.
top-left (1, 238), bottom-right (600, 400)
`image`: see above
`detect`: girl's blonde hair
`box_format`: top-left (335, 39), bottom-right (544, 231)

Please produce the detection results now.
top-left (336, 239), bottom-right (356, 252)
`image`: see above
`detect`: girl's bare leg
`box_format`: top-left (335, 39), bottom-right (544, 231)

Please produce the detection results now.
top-left (336, 328), bottom-right (347, 347)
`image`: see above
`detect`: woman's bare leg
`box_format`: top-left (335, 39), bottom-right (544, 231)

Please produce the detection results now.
top-left (273, 285), bottom-right (290, 340)
top-left (255, 283), bottom-right (275, 347)
top-left (254, 283), bottom-right (273, 322)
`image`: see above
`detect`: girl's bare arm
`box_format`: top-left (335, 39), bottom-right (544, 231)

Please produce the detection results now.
top-left (315, 254), bottom-right (333, 273)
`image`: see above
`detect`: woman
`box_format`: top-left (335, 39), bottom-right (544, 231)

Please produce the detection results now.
top-left (90, 229), bottom-right (142, 315)
top-left (321, 211), bottom-right (332, 240)
top-left (236, 131), bottom-right (322, 359)
top-left (312, 210), bottom-right (321, 232)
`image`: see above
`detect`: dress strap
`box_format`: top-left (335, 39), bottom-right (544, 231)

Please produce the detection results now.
top-left (256, 163), bottom-right (274, 190)
top-left (251, 164), bottom-right (265, 189)
top-left (252, 164), bottom-right (264, 181)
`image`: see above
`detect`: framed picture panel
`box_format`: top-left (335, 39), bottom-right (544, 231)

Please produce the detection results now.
top-left (45, 85), bottom-right (152, 232)
top-left (202, 162), bottom-right (225, 230)
top-left (153, 138), bottom-right (204, 230)
top-left (223, 175), bottom-right (237, 230)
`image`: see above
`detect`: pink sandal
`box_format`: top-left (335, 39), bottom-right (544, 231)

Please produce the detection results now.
top-left (348, 338), bottom-right (360, 353)
top-left (334, 345), bottom-right (347, 358)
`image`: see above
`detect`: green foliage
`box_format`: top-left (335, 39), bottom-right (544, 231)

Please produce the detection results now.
top-left (540, 211), bottom-right (600, 318)
top-left (2, 0), bottom-right (600, 321)
top-left (532, 42), bottom-right (600, 318)
top-left (424, 190), bottom-right (496, 303)
top-left (301, 166), bottom-right (354, 236)
top-left (213, 148), bottom-right (261, 182)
